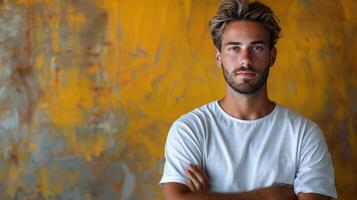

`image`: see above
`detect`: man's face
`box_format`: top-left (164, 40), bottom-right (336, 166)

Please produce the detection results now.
top-left (216, 20), bottom-right (276, 95)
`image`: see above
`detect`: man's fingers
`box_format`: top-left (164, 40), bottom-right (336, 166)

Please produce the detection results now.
top-left (186, 165), bottom-right (209, 191)
top-left (197, 165), bottom-right (209, 180)
top-left (186, 170), bottom-right (203, 191)
top-left (187, 180), bottom-right (197, 192)
top-left (188, 165), bottom-right (209, 185)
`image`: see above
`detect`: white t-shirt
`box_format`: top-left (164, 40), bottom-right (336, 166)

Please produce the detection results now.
top-left (160, 101), bottom-right (337, 199)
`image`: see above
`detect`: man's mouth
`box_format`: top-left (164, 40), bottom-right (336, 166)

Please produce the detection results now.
top-left (236, 71), bottom-right (257, 77)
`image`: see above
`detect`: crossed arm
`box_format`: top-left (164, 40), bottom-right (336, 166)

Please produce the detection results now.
top-left (163, 165), bottom-right (332, 200)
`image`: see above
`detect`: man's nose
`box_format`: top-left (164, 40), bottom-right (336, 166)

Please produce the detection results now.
top-left (239, 48), bottom-right (251, 67)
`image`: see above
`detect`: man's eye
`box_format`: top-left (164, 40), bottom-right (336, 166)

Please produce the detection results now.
top-left (229, 46), bottom-right (239, 51)
top-left (252, 46), bottom-right (264, 51)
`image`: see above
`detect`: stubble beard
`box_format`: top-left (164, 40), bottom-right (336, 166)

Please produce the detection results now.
top-left (221, 62), bottom-right (270, 95)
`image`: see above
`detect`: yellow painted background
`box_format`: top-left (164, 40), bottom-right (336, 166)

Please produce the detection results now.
top-left (0, 0), bottom-right (355, 199)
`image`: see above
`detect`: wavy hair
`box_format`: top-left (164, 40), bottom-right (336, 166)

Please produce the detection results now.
top-left (209, 0), bottom-right (281, 50)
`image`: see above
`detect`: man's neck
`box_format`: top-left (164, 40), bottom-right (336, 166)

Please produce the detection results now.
top-left (219, 86), bottom-right (275, 120)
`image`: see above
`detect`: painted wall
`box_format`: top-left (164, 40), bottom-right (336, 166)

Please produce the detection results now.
top-left (0, 0), bottom-right (355, 199)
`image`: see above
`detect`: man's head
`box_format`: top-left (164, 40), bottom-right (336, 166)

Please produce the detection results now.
top-left (209, 0), bottom-right (281, 95)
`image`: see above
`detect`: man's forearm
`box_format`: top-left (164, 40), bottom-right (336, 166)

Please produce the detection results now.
top-left (173, 191), bottom-right (257, 200)
top-left (164, 184), bottom-right (297, 200)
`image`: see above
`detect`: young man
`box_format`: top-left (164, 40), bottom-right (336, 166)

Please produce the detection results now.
top-left (160, 0), bottom-right (337, 199)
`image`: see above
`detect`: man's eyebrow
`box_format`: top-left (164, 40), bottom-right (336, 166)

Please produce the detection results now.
top-left (224, 40), bottom-right (268, 46)
top-left (250, 41), bottom-right (268, 45)
top-left (224, 41), bottom-right (242, 46)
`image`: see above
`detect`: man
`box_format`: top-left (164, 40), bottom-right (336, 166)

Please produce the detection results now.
top-left (160, 0), bottom-right (337, 199)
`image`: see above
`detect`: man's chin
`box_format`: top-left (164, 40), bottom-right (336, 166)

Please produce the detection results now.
top-left (236, 78), bottom-right (258, 84)
top-left (229, 83), bottom-right (261, 95)
top-left (235, 89), bottom-right (257, 95)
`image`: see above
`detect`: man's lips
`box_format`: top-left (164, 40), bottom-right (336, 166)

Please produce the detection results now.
top-left (236, 71), bottom-right (257, 77)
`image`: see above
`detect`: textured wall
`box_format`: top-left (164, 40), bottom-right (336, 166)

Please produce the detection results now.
top-left (0, 0), bottom-right (355, 199)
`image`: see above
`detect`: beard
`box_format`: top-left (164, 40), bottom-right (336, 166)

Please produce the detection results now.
top-left (221, 62), bottom-right (270, 95)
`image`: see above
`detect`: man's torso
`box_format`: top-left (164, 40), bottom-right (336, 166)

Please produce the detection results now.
top-left (180, 101), bottom-right (308, 192)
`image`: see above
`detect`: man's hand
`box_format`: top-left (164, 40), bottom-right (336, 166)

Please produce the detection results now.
top-left (185, 164), bottom-right (209, 192)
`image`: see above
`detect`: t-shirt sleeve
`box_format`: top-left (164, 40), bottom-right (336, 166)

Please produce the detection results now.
top-left (294, 124), bottom-right (337, 199)
top-left (159, 121), bottom-right (203, 186)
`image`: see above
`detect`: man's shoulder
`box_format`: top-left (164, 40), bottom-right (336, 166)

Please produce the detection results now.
top-left (276, 103), bottom-right (319, 129)
top-left (172, 101), bottom-right (218, 129)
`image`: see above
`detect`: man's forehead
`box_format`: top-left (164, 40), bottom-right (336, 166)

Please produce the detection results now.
top-left (222, 20), bottom-right (269, 45)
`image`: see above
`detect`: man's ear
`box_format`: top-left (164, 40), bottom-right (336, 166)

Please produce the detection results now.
top-left (215, 48), bottom-right (222, 67)
top-left (270, 47), bottom-right (277, 67)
